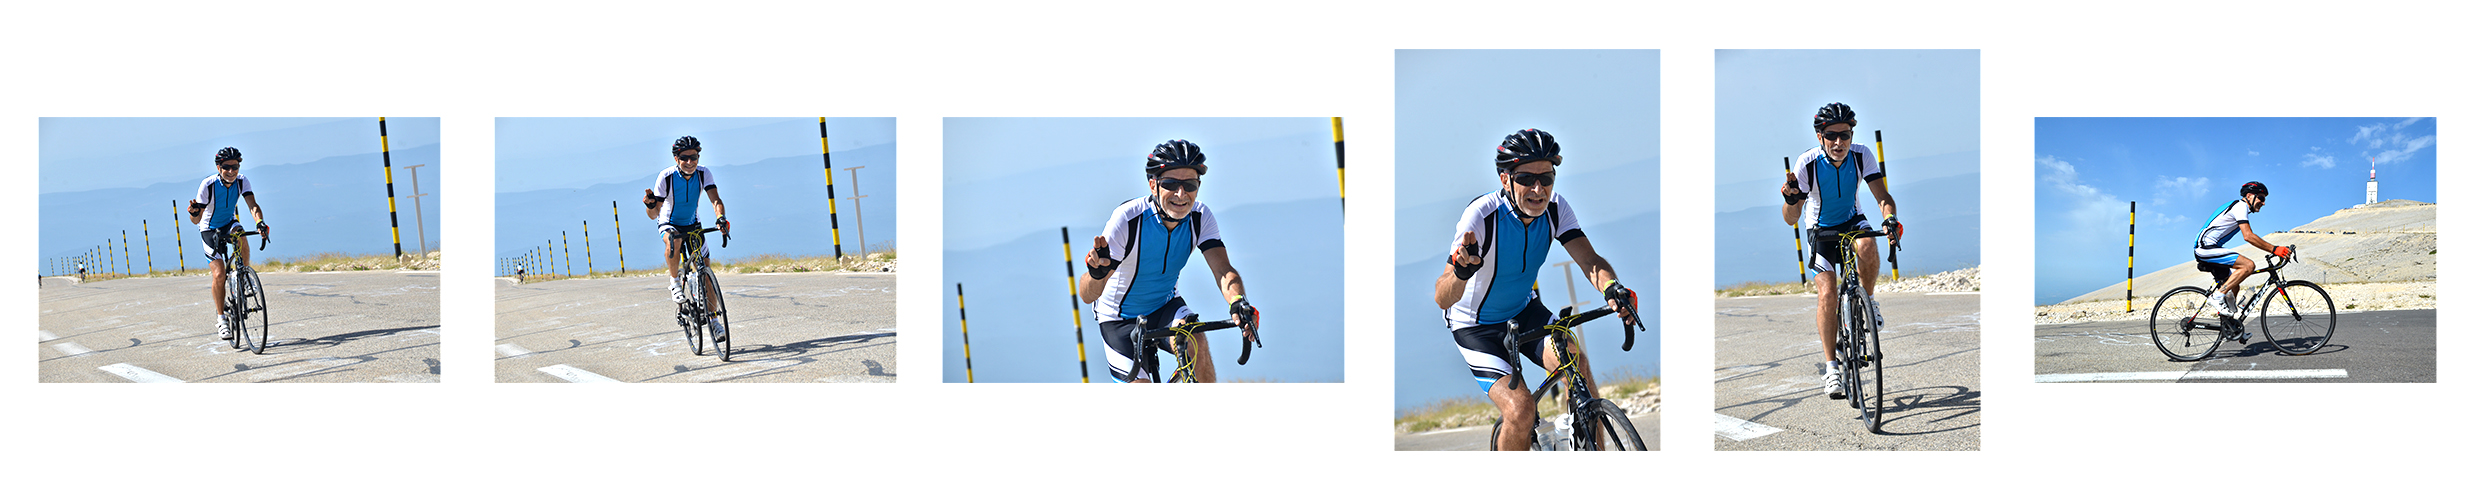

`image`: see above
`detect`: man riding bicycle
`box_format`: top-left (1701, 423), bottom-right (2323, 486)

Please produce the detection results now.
top-left (1435, 129), bottom-right (1641, 451)
top-left (642, 136), bottom-right (730, 340)
top-left (2196, 181), bottom-right (2287, 321)
top-left (187, 147), bottom-right (269, 341)
top-left (1080, 139), bottom-right (1262, 383)
top-left (1779, 103), bottom-right (1902, 400)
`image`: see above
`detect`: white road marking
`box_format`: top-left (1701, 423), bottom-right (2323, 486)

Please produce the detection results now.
top-left (538, 364), bottom-right (624, 383)
top-left (2034, 369), bottom-right (2348, 383)
top-left (38, 330), bottom-right (59, 341)
top-left (52, 342), bottom-right (94, 356)
top-left (99, 363), bottom-right (186, 383)
top-left (1925, 292), bottom-right (1981, 295)
top-left (495, 343), bottom-right (533, 357)
top-left (1714, 413), bottom-right (1783, 441)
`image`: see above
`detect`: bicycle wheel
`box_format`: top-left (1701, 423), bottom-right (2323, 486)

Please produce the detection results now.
top-left (680, 271), bottom-right (707, 356)
top-left (700, 269), bottom-right (731, 361)
top-left (2150, 287), bottom-right (2222, 362)
top-left (245, 269), bottom-right (271, 354)
top-left (227, 270), bottom-right (249, 351)
top-left (1579, 399), bottom-right (1646, 451)
top-left (1838, 292), bottom-right (1863, 409)
top-left (2260, 281), bottom-right (2336, 355)
top-left (1861, 301), bottom-right (1886, 433)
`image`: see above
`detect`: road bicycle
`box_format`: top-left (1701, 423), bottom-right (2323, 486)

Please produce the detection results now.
top-left (674, 226), bottom-right (734, 361)
top-left (1131, 314), bottom-right (1257, 383)
top-left (2149, 245), bottom-right (2334, 362)
top-left (1818, 227), bottom-right (1892, 434)
top-left (222, 228), bottom-right (271, 354)
top-left (1487, 304), bottom-right (1646, 451)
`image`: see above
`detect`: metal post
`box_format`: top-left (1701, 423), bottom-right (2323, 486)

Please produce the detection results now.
top-left (613, 201), bottom-right (626, 274)
top-left (1062, 227), bottom-right (1091, 383)
top-left (844, 165), bottom-right (869, 254)
top-left (548, 240), bottom-right (557, 278)
top-left (1875, 130), bottom-right (1898, 281)
top-left (173, 200), bottom-right (186, 273)
top-left (957, 283), bottom-right (975, 383)
top-left (562, 231), bottom-right (573, 277)
top-left (143, 220), bottom-right (154, 275)
top-left (1787, 156), bottom-right (1806, 284)
top-left (379, 117), bottom-right (405, 257)
top-left (402, 163), bottom-right (432, 256)
top-left (820, 118), bottom-right (845, 258)
top-left (121, 231), bottom-right (132, 276)
top-left (583, 220), bottom-right (594, 275)
top-left (1332, 117), bottom-right (1345, 213)
top-left (2128, 201), bottom-right (2136, 312)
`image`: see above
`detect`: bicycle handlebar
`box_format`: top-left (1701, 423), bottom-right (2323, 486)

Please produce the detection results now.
top-left (232, 230), bottom-right (268, 251)
top-left (1140, 318), bottom-right (1253, 365)
top-left (1511, 305), bottom-right (1635, 354)
top-left (2260, 245), bottom-right (2297, 273)
top-left (697, 227), bottom-right (730, 248)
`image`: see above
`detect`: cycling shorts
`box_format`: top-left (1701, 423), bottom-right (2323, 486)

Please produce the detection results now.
top-left (1098, 296), bottom-right (1193, 383)
top-left (200, 223), bottom-right (243, 262)
top-left (1807, 219), bottom-right (1876, 274)
top-left (1451, 297), bottom-right (1554, 392)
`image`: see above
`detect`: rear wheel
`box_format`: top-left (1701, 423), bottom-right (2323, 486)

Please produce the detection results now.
top-left (1580, 399), bottom-right (1647, 451)
top-left (2261, 281), bottom-right (2336, 355)
top-left (701, 269), bottom-right (731, 361)
top-left (2150, 287), bottom-right (2222, 362)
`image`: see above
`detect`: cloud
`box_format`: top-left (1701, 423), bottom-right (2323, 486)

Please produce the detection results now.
top-left (2037, 155), bottom-right (2099, 197)
top-left (2393, 117), bottom-right (2425, 129)
top-left (2371, 134), bottom-right (2434, 165)
top-left (2301, 152), bottom-right (2336, 169)
top-left (2247, 150), bottom-right (2260, 156)
top-left (2038, 155), bottom-right (2130, 239)
top-left (2153, 175), bottom-right (2212, 207)
top-left (2350, 124), bottom-right (2386, 146)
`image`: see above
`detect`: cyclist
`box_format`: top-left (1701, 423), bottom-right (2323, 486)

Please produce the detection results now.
top-left (1779, 102), bottom-right (1902, 400)
top-left (1434, 129), bottom-right (1641, 451)
top-left (643, 136), bottom-right (730, 340)
top-left (187, 147), bottom-right (269, 341)
top-left (1081, 139), bottom-right (1261, 383)
top-left (77, 260), bottom-right (85, 281)
top-left (2195, 181), bottom-right (2288, 321)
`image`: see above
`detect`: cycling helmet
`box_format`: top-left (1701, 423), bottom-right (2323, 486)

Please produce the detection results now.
top-left (1493, 129), bottom-right (1562, 172)
top-left (1145, 140), bottom-right (1207, 177)
top-left (1812, 102), bottom-right (1858, 132)
top-left (672, 136), bottom-right (702, 155)
top-left (214, 147), bottom-right (243, 164)
top-left (2240, 181), bottom-right (2268, 198)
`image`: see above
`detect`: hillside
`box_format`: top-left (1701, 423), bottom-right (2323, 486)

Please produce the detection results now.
top-left (2055, 200), bottom-right (2434, 306)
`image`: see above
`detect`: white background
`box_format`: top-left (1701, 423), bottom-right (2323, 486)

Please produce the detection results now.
top-left (7, 1), bottom-right (2464, 497)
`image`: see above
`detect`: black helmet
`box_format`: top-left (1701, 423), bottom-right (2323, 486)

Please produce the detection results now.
top-left (214, 147), bottom-right (242, 164)
top-left (672, 136), bottom-right (702, 155)
top-left (1145, 140), bottom-right (1207, 177)
top-left (1494, 129), bottom-right (1562, 172)
top-left (1812, 102), bottom-right (1858, 132)
top-left (2240, 181), bottom-right (2268, 198)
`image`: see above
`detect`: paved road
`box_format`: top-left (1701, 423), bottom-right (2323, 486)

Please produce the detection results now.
top-left (2033, 309), bottom-right (2434, 383)
top-left (1395, 412), bottom-right (1660, 451)
top-left (1713, 292), bottom-right (1981, 450)
top-left (38, 271), bottom-right (441, 383)
top-left (495, 273), bottom-right (897, 383)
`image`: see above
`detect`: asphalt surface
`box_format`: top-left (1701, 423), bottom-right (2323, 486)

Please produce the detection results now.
top-left (1394, 412), bottom-right (1660, 451)
top-left (494, 273), bottom-right (897, 383)
top-left (38, 271), bottom-right (442, 383)
top-left (2033, 309), bottom-right (2435, 383)
top-left (1713, 292), bottom-right (1981, 451)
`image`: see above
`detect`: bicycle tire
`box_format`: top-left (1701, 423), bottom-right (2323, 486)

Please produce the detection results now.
top-left (1839, 292), bottom-right (1863, 409)
top-left (1487, 419), bottom-right (1502, 451)
top-left (227, 269), bottom-right (249, 351)
top-left (1580, 399), bottom-right (1647, 451)
top-left (2150, 287), bottom-right (2221, 361)
top-left (2260, 281), bottom-right (2336, 355)
top-left (1862, 300), bottom-right (1886, 434)
top-left (245, 269), bottom-right (271, 354)
top-left (681, 270), bottom-right (707, 356)
top-left (701, 269), bottom-right (731, 362)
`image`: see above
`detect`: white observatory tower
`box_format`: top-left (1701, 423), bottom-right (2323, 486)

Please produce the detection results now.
top-left (2365, 157), bottom-right (2378, 206)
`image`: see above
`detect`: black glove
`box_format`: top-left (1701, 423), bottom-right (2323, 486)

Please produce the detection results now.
top-left (1085, 239), bottom-right (1118, 279)
top-left (1230, 297), bottom-right (1258, 330)
top-left (1451, 241), bottom-right (1482, 280)
top-left (644, 195), bottom-right (665, 209)
top-left (1782, 181), bottom-right (1806, 205)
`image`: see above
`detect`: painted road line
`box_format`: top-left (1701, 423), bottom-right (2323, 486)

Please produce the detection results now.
top-left (495, 343), bottom-right (533, 357)
top-left (1714, 413), bottom-right (1783, 441)
top-left (99, 363), bottom-right (186, 383)
top-left (52, 342), bottom-right (94, 356)
top-left (1926, 292), bottom-right (1981, 295)
top-left (538, 364), bottom-right (624, 383)
top-left (2034, 369), bottom-right (2348, 383)
top-left (39, 330), bottom-right (59, 341)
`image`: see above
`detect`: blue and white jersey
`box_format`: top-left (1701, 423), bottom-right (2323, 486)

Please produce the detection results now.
top-left (2194, 200), bottom-right (2251, 250)
top-left (1443, 191), bottom-right (1585, 330)
top-left (1792, 144), bottom-right (1883, 229)
top-left (192, 174), bottom-right (254, 231)
top-left (1092, 197), bottom-right (1224, 322)
top-left (652, 165), bottom-right (716, 227)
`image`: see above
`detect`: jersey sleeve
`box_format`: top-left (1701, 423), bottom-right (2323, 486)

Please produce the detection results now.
top-left (651, 169), bottom-right (673, 199)
top-left (193, 177), bottom-right (214, 205)
top-left (1855, 144), bottom-right (1885, 182)
top-left (1792, 148), bottom-right (1821, 196)
top-left (1100, 203), bottom-right (1135, 261)
top-left (697, 166), bottom-right (717, 191)
top-left (1450, 195), bottom-right (1493, 257)
top-left (238, 177), bottom-right (254, 197)
top-left (1552, 193), bottom-right (1586, 243)
top-left (1193, 203), bottom-right (1225, 251)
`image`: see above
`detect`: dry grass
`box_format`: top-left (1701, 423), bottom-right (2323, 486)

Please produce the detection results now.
top-left (260, 251), bottom-right (441, 272)
top-left (1393, 372), bottom-right (1660, 434)
top-left (508, 248), bottom-right (898, 283)
top-left (1717, 280), bottom-right (1813, 298)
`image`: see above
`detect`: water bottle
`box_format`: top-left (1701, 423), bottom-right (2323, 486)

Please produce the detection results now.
top-left (1548, 413), bottom-right (1575, 450)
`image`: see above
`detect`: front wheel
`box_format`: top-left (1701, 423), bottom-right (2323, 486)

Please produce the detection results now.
top-left (1862, 305), bottom-right (1886, 433)
top-left (680, 272), bottom-right (707, 356)
top-left (701, 270), bottom-right (731, 362)
top-left (244, 270), bottom-right (271, 354)
top-left (1579, 399), bottom-right (1647, 451)
top-left (2260, 281), bottom-right (2336, 355)
top-left (2150, 287), bottom-right (2221, 362)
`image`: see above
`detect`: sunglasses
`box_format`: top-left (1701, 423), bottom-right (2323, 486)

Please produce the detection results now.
top-left (1154, 177), bottom-right (1202, 192)
top-left (676, 153), bottom-right (700, 161)
top-left (1511, 171), bottom-right (1556, 187)
top-left (218, 163), bottom-right (241, 171)
top-left (1820, 130), bottom-right (1854, 142)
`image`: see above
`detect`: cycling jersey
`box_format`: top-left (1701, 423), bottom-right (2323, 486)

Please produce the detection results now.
top-left (1092, 196), bottom-right (1223, 322)
top-left (1792, 144), bottom-right (1882, 229)
top-left (192, 174), bottom-right (254, 231)
top-left (2193, 199), bottom-right (2250, 265)
top-left (1441, 190), bottom-right (1584, 331)
top-left (651, 165), bottom-right (715, 227)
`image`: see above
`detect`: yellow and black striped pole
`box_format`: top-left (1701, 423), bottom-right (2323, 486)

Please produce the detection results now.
top-left (1061, 226), bottom-right (1090, 383)
top-left (172, 200), bottom-right (186, 273)
top-left (583, 221), bottom-right (594, 275)
top-left (1332, 117), bottom-right (1345, 213)
top-left (562, 231), bottom-right (574, 277)
top-left (378, 118), bottom-right (404, 257)
top-left (820, 118), bottom-right (846, 258)
top-left (121, 231), bottom-right (132, 276)
top-left (612, 201), bottom-right (626, 274)
top-left (1787, 156), bottom-right (1805, 284)
top-left (957, 283), bottom-right (976, 383)
top-left (1875, 130), bottom-right (1898, 281)
top-left (142, 220), bottom-right (154, 275)
top-left (2128, 201), bottom-right (2136, 312)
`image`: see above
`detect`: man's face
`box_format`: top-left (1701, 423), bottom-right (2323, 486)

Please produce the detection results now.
top-left (1499, 160), bottom-right (1556, 217)
top-left (2245, 193), bottom-right (2266, 212)
top-left (1817, 123), bottom-right (1855, 161)
top-left (217, 160), bottom-right (241, 181)
top-left (1151, 168), bottom-right (1202, 218)
top-left (675, 148), bottom-right (701, 169)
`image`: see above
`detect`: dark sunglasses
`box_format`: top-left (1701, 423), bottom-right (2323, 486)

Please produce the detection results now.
top-left (218, 163), bottom-right (241, 171)
top-left (1511, 171), bottom-right (1556, 187)
top-left (1153, 177), bottom-right (1202, 192)
top-left (676, 153), bottom-right (700, 161)
top-left (1820, 130), bottom-right (1854, 142)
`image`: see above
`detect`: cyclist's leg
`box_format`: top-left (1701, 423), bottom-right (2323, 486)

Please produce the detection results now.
top-left (697, 241), bottom-right (722, 313)
top-left (2223, 254), bottom-right (2256, 296)
top-left (1098, 316), bottom-right (1148, 383)
top-left (1454, 322), bottom-right (1533, 450)
top-left (203, 228), bottom-right (229, 317)
top-left (234, 230), bottom-right (251, 269)
top-left (1854, 236), bottom-right (1880, 294)
top-left (1808, 231), bottom-right (1846, 361)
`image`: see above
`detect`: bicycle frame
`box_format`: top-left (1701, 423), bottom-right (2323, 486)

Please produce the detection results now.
top-left (1820, 227), bottom-right (1889, 433)
top-left (1498, 305), bottom-right (1642, 450)
top-left (1133, 314), bottom-right (1254, 383)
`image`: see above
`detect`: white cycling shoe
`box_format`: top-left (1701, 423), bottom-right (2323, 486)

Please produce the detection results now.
top-left (216, 315), bottom-right (233, 341)
top-left (1823, 362), bottom-right (1846, 400)
top-left (669, 281), bottom-right (687, 305)
top-left (709, 318), bottom-right (728, 342)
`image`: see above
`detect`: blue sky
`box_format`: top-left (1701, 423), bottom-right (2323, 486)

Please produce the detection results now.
top-left (2034, 117), bottom-right (2437, 304)
top-left (1395, 50), bottom-right (1661, 413)
top-left (941, 118), bottom-right (1345, 383)
top-left (495, 117), bottom-right (896, 193)
top-left (1713, 50), bottom-right (1982, 213)
top-left (40, 117), bottom-right (441, 193)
